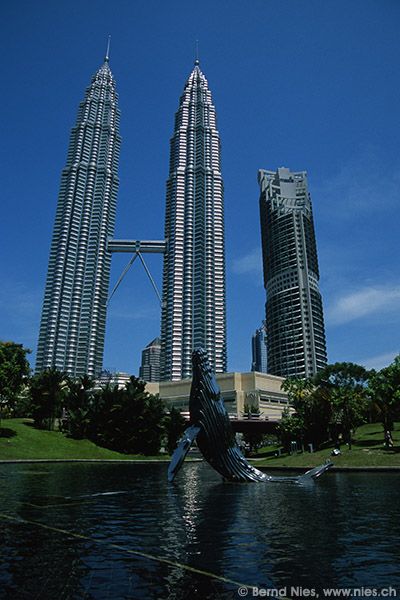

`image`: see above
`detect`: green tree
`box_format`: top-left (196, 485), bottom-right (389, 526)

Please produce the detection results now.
top-left (29, 368), bottom-right (68, 430)
top-left (90, 376), bottom-right (166, 455)
top-left (281, 377), bottom-right (314, 407)
top-left (313, 362), bottom-right (370, 449)
top-left (164, 407), bottom-right (187, 454)
top-left (368, 355), bottom-right (400, 440)
top-left (0, 341), bottom-right (31, 426)
top-left (63, 375), bottom-right (95, 438)
top-left (142, 393), bottom-right (166, 455)
top-left (242, 430), bottom-right (266, 454)
top-left (12, 383), bottom-right (32, 418)
top-left (122, 377), bottom-right (166, 454)
top-left (276, 407), bottom-right (305, 453)
top-left (280, 377), bottom-right (331, 449)
top-left (306, 385), bottom-right (333, 447)
top-left (242, 403), bottom-right (260, 419)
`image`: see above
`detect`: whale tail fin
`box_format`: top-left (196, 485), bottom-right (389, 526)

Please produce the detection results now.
top-left (168, 425), bottom-right (201, 482)
top-left (299, 460), bottom-right (333, 481)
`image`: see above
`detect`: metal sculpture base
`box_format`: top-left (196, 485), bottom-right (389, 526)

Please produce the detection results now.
top-left (168, 349), bottom-right (332, 483)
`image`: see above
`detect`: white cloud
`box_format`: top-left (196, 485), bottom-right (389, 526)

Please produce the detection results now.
top-left (327, 285), bottom-right (400, 325)
top-left (356, 351), bottom-right (399, 371)
top-left (231, 248), bottom-right (263, 275)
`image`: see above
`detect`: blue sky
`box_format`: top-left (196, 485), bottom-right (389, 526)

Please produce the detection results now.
top-left (1, 0), bottom-right (399, 375)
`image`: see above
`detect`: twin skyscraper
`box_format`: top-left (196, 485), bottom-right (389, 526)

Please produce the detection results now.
top-left (36, 52), bottom-right (120, 378)
top-left (161, 58), bottom-right (226, 380)
top-left (36, 49), bottom-right (327, 381)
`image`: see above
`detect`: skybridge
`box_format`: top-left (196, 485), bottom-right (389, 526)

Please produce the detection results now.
top-left (107, 238), bottom-right (166, 306)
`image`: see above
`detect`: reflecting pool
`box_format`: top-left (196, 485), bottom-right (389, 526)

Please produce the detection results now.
top-left (0, 462), bottom-right (399, 599)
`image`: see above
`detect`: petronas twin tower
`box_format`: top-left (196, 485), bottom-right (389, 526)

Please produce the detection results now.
top-left (36, 53), bottom-right (121, 377)
top-left (36, 52), bottom-right (227, 380)
top-left (161, 59), bottom-right (226, 380)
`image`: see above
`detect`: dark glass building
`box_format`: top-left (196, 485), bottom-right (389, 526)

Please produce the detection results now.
top-left (251, 324), bottom-right (268, 373)
top-left (139, 337), bottom-right (161, 382)
top-left (258, 167), bottom-right (327, 378)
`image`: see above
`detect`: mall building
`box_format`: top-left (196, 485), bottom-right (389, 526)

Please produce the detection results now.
top-left (146, 371), bottom-right (290, 423)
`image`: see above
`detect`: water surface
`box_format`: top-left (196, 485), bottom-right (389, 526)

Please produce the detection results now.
top-left (0, 462), bottom-right (399, 599)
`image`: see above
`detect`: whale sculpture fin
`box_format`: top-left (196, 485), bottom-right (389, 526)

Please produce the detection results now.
top-left (168, 425), bottom-right (201, 482)
top-left (299, 460), bottom-right (333, 481)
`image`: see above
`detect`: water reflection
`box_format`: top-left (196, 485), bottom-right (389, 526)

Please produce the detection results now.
top-left (0, 463), bottom-right (399, 599)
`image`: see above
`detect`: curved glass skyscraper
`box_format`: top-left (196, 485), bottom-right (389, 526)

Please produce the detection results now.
top-left (160, 60), bottom-right (227, 380)
top-left (258, 167), bottom-right (327, 378)
top-left (36, 52), bottom-right (121, 377)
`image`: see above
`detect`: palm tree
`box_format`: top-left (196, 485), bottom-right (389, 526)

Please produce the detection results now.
top-left (368, 356), bottom-right (400, 443)
top-left (314, 363), bottom-right (370, 449)
top-left (63, 375), bottom-right (95, 438)
top-left (30, 368), bottom-right (68, 430)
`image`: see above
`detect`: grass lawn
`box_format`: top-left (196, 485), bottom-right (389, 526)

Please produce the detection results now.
top-left (250, 422), bottom-right (400, 469)
top-left (0, 418), bottom-right (169, 461)
top-left (2, 419), bottom-right (400, 468)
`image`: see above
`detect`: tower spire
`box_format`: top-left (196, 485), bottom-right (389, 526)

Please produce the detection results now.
top-left (194, 39), bottom-right (199, 65)
top-left (105, 35), bottom-right (111, 62)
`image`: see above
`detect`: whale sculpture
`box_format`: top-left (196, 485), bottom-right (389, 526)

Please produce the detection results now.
top-left (168, 348), bottom-right (332, 483)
